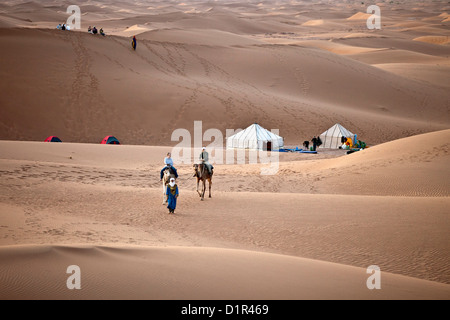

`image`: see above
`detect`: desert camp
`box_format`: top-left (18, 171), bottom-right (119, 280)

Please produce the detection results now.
top-left (319, 124), bottom-right (355, 149)
top-left (226, 123), bottom-right (284, 151)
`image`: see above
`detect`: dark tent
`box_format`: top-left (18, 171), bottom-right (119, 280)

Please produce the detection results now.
top-left (101, 136), bottom-right (120, 145)
top-left (44, 136), bottom-right (62, 143)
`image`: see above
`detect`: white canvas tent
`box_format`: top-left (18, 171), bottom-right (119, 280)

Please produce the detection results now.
top-left (319, 124), bottom-right (355, 149)
top-left (226, 123), bottom-right (284, 151)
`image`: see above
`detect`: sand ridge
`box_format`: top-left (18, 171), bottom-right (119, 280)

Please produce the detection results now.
top-left (1, 245), bottom-right (449, 300)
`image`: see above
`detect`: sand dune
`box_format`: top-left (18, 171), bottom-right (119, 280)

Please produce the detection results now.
top-left (391, 21), bottom-right (429, 29)
top-left (302, 19), bottom-right (324, 26)
top-left (347, 48), bottom-right (449, 65)
top-left (290, 129), bottom-right (450, 197)
top-left (0, 1), bottom-right (449, 147)
top-left (414, 36), bottom-right (450, 46)
top-left (295, 40), bottom-right (386, 55)
top-left (347, 12), bottom-right (373, 21)
top-left (1, 129), bottom-right (448, 197)
top-left (1, 245), bottom-right (449, 300)
top-left (335, 37), bottom-right (450, 57)
top-left (0, 28), bottom-right (448, 147)
top-left (210, 129), bottom-right (450, 197)
top-left (0, 0), bottom-right (449, 301)
top-left (342, 33), bottom-right (384, 39)
top-left (0, 129), bottom-right (449, 289)
top-left (120, 24), bottom-right (153, 36)
top-left (375, 63), bottom-right (450, 88)
top-left (138, 28), bottom-right (263, 46)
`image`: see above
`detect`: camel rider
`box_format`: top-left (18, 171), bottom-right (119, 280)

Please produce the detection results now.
top-left (199, 147), bottom-right (214, 175)
top-left (160, 152), bottom-right (178, 181)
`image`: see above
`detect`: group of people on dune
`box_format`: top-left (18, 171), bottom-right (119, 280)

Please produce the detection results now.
top-left (58, 23), bottom-right (137, 51)
top-left (88, 26), bottom-right (105, 36)
top-left (160, 147), bottom-right (214, 214)
top-left (56, 23), bottom-right (70, 31)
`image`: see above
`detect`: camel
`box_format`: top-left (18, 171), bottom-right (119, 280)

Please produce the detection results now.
top-left (193, 163), bottom-right (213, 201)
top-left (162, 167), bottom-right (175, 204)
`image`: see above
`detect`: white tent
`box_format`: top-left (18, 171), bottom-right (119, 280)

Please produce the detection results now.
top-left (319, 124), bottom-right (356, 149)
top-left (226, 123), bottom-right (284, 151)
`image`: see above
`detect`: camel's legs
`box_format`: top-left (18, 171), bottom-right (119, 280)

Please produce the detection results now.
top-left (163, 180), bottom-right (167, 204)
top-left (197, 179), bottom-right (202, 197)
top-left (209, 179), bottom-right (212, 198)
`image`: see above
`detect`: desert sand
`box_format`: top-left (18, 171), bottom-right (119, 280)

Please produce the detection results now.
top-left (0, 0), bottom-right (449, 300)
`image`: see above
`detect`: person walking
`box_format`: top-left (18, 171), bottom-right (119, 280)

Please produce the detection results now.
top-left (166, 178), bottom-right (179, 214)
top-left (311, 136), bottom-right (318, 151)
top-left (132, 36), bottom-right (137, 50)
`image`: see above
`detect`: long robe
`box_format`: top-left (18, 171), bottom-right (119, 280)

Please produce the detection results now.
top-left (166, 185), bottom-right (179, 211)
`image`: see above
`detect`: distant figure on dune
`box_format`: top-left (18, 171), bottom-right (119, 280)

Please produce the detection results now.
top-left (100, 28), bottom-right (105, 36)
top-left (132, 36), bottom-right (137, 50)
top-left (92, 26), bottom-right (98, 35)
top-left (166, 178), bottom-right (179, 214)
top-left (88, 26), bottom-right (92, 34)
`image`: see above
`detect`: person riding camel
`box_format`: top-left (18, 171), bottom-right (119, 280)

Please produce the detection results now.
top-left (160, 152), bottom-right (178, 181)
top-left (199, 147), bottom-right (213, 175)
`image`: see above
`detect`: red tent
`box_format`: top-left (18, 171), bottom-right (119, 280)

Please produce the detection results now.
top-left (45, 136), bottom-right (62, 142)
top-left (101, 136), bottom-right (120, 145)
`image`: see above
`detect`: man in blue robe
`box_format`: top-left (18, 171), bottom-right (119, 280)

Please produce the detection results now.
top-left (166, 178), bottom-right (179, 214)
